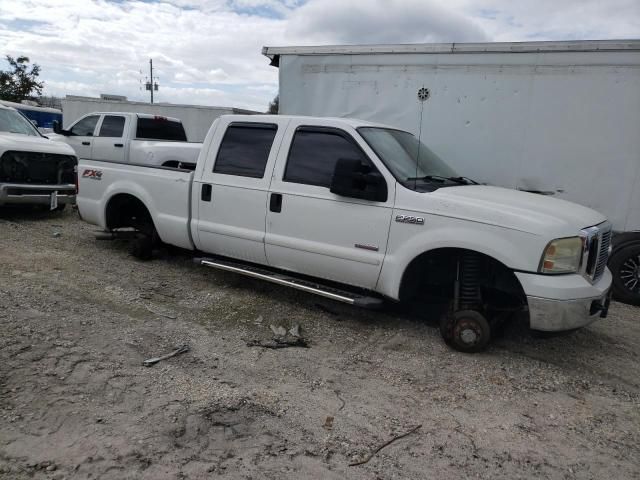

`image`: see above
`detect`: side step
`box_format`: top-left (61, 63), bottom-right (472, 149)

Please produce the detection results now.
top-left (194, 257), bottom-right (384, 309)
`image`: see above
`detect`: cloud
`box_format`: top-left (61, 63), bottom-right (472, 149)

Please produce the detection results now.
top-left (0, 0), bottom-right (638, 112)
top-left (286, 0), bottom-right (489, 44)
top-left (0, 0), bottom-right (287, 110)
top-left (447, 0), bottom-right (640, 41)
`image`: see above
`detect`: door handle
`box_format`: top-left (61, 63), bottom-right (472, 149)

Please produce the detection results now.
top-left (114, 143), bottom-right (123, 147)
top-left (201, 184), bottom-right (212, 202)
top-left (270, 193), bottom-right (282, 213)
top-left (81, 141), bottom-right (91, 146)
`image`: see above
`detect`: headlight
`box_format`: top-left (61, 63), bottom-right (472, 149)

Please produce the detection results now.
top-left (539, 236), bottom-right (583, 274)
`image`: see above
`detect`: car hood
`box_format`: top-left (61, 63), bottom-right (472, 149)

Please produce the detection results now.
top-left (0, 132), bottom-right (77, 156)
top-left (421, 185), bottom-right (607, 237)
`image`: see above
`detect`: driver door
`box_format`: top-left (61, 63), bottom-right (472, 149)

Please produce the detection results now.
top-left (65, 114), bottom-right (100, 160)
top-left (265, 122), bottom-right (395, 289)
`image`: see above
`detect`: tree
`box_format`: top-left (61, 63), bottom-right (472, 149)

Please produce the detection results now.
top-left (39, 95), bottom-right (63, 109)
top-left (267, 94), bottom-right (279, 114)
top-left (0, 55), bottom-right (44, 102)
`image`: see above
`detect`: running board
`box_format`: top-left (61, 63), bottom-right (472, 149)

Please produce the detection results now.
top-left (194, 257), bottom-right (384, 309)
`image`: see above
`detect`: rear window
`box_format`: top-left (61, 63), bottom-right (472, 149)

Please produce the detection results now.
top-left (213, 123), bottom-right (278, 178)
top-left (136, 117), bottom-right (187, 141)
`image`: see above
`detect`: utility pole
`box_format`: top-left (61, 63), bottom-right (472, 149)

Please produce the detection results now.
top-left (149, 58), bottom-right (154, 104)
top-left (144, 58), bottom-right (159, 104)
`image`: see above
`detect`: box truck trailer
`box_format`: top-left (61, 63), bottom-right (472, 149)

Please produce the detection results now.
top-left (263, 39), bottom-right (640, 305)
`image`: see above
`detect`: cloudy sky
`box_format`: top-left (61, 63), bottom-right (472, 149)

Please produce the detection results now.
top-left (1, 0), bottom-right (638, 111)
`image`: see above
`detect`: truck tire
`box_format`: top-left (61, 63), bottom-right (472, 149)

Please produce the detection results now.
top-left (440, 310), bottom-right (491, 353)
top-left (130, 231), bottom-right (156, 261)
top-left (609, 242), bottom-right (640, 306)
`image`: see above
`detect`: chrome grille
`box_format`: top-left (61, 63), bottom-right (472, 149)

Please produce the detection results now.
top-left (594, 228), bottom-right (612, 281)
top-left (581, 222), bottom-right (612, 283)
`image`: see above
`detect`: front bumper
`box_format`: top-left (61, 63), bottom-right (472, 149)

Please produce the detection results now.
top-left (516, 269), bottom-right (612, 332)
top-left (0, 183), bottom-right (76, 207)
top-left (527, 291), bottom-right (610, 331)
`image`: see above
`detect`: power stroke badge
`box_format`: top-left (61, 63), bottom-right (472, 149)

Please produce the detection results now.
top-left (395, 215), bottom-right (424, 225)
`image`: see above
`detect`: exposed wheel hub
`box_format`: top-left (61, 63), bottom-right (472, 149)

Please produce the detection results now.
top-left (440, 310), bottom-right (491, 353)
top-left (460, 327), bottom-right (478, 344)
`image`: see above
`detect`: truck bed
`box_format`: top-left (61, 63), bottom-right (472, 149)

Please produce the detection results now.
top-left (77, 160), bottom-right (195, 249)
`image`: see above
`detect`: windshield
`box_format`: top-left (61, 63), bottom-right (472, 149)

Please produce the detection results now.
top-left (0, 108), bottom-right (40, 137)
top-left (358, 127), bottom-right (458, 188)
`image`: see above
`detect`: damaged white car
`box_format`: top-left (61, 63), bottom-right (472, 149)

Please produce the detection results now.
top-left (0, 103), bottom-right (77, 210)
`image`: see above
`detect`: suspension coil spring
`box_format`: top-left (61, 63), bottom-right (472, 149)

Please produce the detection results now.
top-left (459, 252), bottom-right (481, 309)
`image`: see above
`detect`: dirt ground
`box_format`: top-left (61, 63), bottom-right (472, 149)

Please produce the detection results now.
top-left (1, 207), bottom-right (639, 480)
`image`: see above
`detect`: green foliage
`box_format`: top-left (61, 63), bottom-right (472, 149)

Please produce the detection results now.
top-left (267, 94), bottom-right (279, 114)
top-left (0, 55), bottom-right (44, 102)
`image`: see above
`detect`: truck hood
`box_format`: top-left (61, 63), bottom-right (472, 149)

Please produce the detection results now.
top-left (424, 185), bottom-right (607, 236)
top-left (0, 132), bottom-right (77, 156)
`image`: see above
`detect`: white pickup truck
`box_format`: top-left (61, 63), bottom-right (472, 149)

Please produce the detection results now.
top-left (0, 103), bottom-right (77, 209)
top-left (76, 115), bottom-right (613, 352)
top-left (51, 112), bottom-right (201, 169)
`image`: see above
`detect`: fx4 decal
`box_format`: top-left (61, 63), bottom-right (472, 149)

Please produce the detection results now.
top-left (82, 169), bottom-right (103, 180)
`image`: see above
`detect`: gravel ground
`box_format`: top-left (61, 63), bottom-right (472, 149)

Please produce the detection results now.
top-left (1, 207), bottom-right (639, 480)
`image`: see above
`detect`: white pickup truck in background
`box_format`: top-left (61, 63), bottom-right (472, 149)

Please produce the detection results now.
top-left (50, 112), bottom-right (201, 169)
top-left (76, 114), bottom-right (613, 352)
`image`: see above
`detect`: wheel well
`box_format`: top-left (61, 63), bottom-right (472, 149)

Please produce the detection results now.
top-left (105, 193), bottom-right (155, 235)
top-left (612, 231), bottom-right (640, 252)
top-left (398, 248), bottom-right (527, 309)
top-left (161, 160), bottom-right (196, 171)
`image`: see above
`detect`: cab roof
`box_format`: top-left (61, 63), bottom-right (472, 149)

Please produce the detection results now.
top-left (218, 114), bottom-right (401, 131)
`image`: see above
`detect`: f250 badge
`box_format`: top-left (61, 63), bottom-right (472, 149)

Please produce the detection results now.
top-left (82, 169), bottom-right (103, 180)
top-left (396, 215), bottom-right (424, 225)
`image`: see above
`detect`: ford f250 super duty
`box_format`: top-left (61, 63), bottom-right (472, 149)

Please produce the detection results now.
top-left (51, 112), bottom-right (201, 169)
top-left (0, 103), bottom-right (77, 210)
top-left (76, 115), bottom-right (613, 352)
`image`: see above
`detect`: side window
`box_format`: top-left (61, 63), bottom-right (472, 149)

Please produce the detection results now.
top-left (98, 116), bottom-right (125, 137)
top-left (213, 123), bottom-right (278, 178)
top-left (284, 128), bottom-right (370, 187)
top-left (69, 115), bottom-right (99, 136)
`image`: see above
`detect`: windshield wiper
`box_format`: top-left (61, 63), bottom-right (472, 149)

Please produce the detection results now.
top-left (451, 176), bottom-right (480, 185)
top-left (406, 175), bottom-right (474, 185)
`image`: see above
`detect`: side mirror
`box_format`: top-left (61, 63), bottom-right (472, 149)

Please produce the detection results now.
top-left (52, 121), bottom-right (71, 136)
top-left (330, 158), bottom-right (387, 202)
top-left (30, 119), bottom-right (39, 127)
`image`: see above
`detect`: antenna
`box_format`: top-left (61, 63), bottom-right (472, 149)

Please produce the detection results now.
top-left (414, 87), bottom-right (430, 190)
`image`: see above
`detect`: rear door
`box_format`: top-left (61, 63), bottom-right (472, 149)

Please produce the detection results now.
top-left (194, 117), bottom-right (289, 264)
top-left (91, 115), bottom-right (128, 163)
top-left (65, 114), bottom-right (100, 160)
top-left (264, 121), bottom-right (395, 289)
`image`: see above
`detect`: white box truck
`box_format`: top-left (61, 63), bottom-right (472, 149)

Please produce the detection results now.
top-left (263, 39), bottom-right (640, 305)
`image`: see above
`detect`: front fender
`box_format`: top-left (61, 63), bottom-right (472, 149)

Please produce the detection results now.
top-left (376, 219), bottom-right (545, 300)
